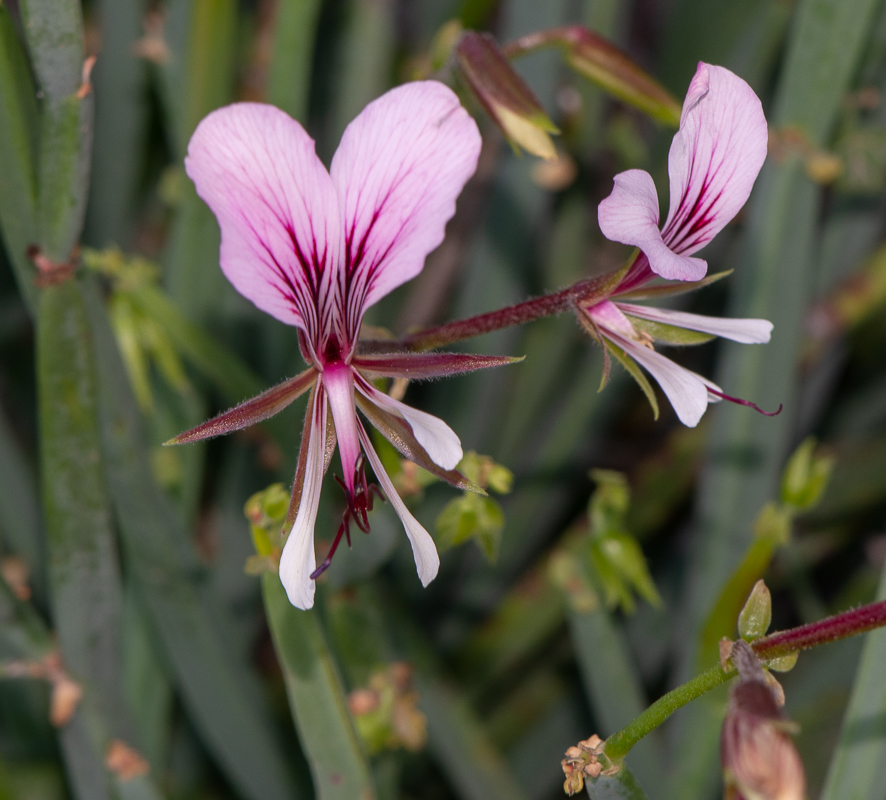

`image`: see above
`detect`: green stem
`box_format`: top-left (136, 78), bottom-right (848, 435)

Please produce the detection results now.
top-left (601, 597), bottom-right (886, 761)
top-left (604, 666), bottom-right (731, 762)
top-left (359, 263), bottom-right (633, 354)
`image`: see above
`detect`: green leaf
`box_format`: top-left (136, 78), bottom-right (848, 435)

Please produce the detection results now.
top-left (18, 0), bottom-right (83, 99)
top-left (0, 572), bottom-right (53, 660)
top-left (121, 587), bottom-right (173, 774)
top-left (38, 278), bottom-right (164, 800)
top-left (82, 278), bottom-right (300, 800)
top-left (605, 343), bottom-right (659, 420)
top-left (820, 563), bottom-right (886, 800)
top-left (435, 493), bottom-right (505, 564)
top-left (585, 764), bottom-right (650, 800)
top-left (128, 284), bottom-right (263, 403)
top-left (162, 0), bottom-right (237, 321)
top-left (262, 577), bottom-right (376, 800)
top-left (330, 0), bottom-right (396, 145)
top-left (267, 0), bottom-right (322, 122)
top-left (18, 0), bottom-right (92, 262)
top-left (37, 278), bottom-right (128, 729)
top-left (84, 0), bottom-right (149, 248)
top-left (780, 436), bottom-right (834, 510)
top-left (0, 9), bottom-right (39, 312)
top-left (0, 403), bottom-right (44, 600)
top-left (37, 93), bottom-right (93, 261)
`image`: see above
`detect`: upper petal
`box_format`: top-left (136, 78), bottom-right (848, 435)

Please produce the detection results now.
top-left (616, 303), bottom-right (773, 344)
top-left (358, 425), bottom-right (440, 587)
top-left (598, 170), bottom-right (706, 282)
top-left (660, 63), bottom-right (767, 257)
top-left (355, 376), bottom-right (463, 470)
top-left (278, 386), bottom-right (328, 609)
top-left (185, 103), bottom-right (342, 348)
top-left (330, 81), bottom-right (482, 337)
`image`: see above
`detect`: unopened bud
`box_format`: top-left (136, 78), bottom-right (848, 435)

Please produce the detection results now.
top-left (457, 31), bottom-right (559, 160)
top-left (721, 642), bottom-right (806, 800)
top-left (504, 27), bottom-right (681, 126)
top-left (780, 437), bottom-right (833, 511)
top-left (738, 580), bottom-right (772, 641)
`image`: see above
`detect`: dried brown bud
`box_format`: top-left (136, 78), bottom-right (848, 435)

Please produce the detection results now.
top-left (348, 688), bottom-right (380, 716)
top-left (105, 740), bottom-right (150, 780)
top-left (561, 760), bottom-right (585, 795)
top-left (721, 643), bottom-right (806, 800)
top-left (49, 675), bottom-right (83, 727)
top-left (1, 556), bottom-right (32, 600)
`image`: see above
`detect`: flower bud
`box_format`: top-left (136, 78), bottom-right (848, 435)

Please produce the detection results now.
top-left (457, 31), bottom-right (559, 160)
top-left (503, 27), bottom-right (681, 126)
top-left (738, 580), bottom-right (772, 641)
top-left (721, 642), bottom-right (806, 800)
top-left (780, 437), bottom-right (833, 511)
top-left (559, 28), bottom-right (681, 126)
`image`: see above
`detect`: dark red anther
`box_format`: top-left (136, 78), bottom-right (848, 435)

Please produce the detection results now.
top-left (311, 455), bottom-right (385, 581)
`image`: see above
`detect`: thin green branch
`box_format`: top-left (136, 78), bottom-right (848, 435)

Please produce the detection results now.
top-left (601, 598), bottom-right (886, 762)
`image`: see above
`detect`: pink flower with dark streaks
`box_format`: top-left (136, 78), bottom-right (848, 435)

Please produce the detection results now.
top-left (577, 63), bottom-right (774, 427)
top-left (599, 62), bottom-right (768, 284)
top-left (171, 82), bottom-right (513, 609)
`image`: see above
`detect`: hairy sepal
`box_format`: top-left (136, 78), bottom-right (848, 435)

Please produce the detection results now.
top-left (165, 367), bottom-right (317, 445)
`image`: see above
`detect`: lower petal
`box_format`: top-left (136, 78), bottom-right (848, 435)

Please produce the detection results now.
top-left (355, 377), bottom-right (463, 471)
top-left (358, 425), bottom-right (440, 587)
top-left (278, 387), bottom-right (327, 609)
top-left (613, 335), bottom-right (710, 427)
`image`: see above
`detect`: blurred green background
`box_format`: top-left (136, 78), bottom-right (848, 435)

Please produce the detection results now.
top-left (2, 0), bottom-right (886, 799)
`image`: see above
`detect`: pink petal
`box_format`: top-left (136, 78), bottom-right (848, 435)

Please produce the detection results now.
top-left (616, 303), bottom-right (773, 344)
top-left (185, 103), bottom-right (342, 350)
top-left (358, 425), bottom-right (440, 586)
top-left (330, 82), bottom-right (482, 342)
top-left (321, 363), bottom-right (362, 494)
top-left (660, 63), bottom-right (767, 257)
top-left (278, 386), bottom-right (328, 609)
top-left (612, 335), bottom-right (710, 427)
top-left (598, 170), bottom-right (706, 282)
top-left (355, 376), bottom-right (463, 470)
top-left (584, 300), bottom-right (640, 340)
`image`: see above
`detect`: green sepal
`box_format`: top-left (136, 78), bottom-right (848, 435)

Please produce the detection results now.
top-left (626, 316), bottom-right (717, 346)
top-left (605, 342), bottom-right (659, 420)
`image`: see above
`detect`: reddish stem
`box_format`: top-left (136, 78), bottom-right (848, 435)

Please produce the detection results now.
top-left (753, 599), bottom-right (886, 660)
top-left (386, 272), bottom-right (621, 352)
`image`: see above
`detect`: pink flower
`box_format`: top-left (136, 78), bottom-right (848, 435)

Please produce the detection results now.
top-left (580, 63), bottom-right (775, 427)
top-left (598, 62), bottom-right (768, 284)
top-left (173, 82), bottom-right (512, 609)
